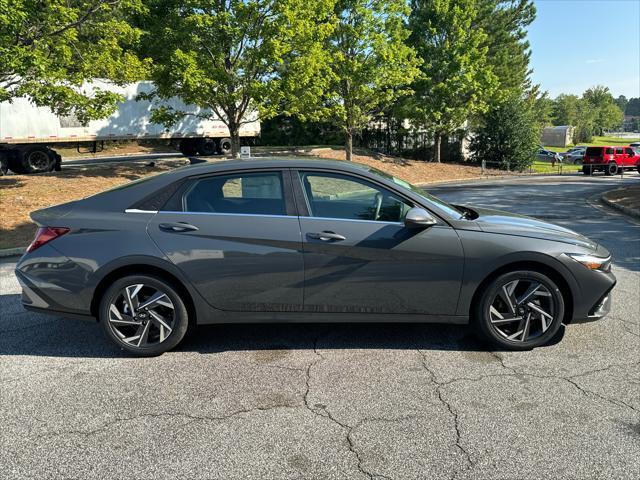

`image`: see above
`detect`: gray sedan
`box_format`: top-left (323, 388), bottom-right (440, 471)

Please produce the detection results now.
top-left (15, 158), bottom-right (615, 355)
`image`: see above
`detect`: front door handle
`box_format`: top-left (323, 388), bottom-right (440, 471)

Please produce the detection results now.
top-left (159, 222), bottom-right (199, 233)
top-left (307, 231), bottom-right (346, 241)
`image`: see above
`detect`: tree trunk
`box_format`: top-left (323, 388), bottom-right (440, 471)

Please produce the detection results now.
top-left (345, 130), bottom-right (353, 161)
top-left (229, 121), bottom-right (241, 159)
top-left (433, 132), bottom-right (442, 163)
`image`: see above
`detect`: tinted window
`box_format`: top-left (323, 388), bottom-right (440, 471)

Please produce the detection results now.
top-left (616, 147), bottom-right (623, 154)
top-left (299, 171), bottom-right (412, 222)
top-left (183, 172), bottom-right (286, 215)
top-left (625, 148), bottom-right (634, 155)
top-left (605, 148), bottom-right (614, 155)
top-left (585, 147), bottom-right (602, 156)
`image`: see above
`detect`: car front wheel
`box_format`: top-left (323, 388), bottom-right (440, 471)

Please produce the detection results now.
top-left (475, 270), bottom-right (565, 350)
top-left (99, 275), bottom-right (190, 356)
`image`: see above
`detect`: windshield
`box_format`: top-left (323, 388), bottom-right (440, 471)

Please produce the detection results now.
top-left (366, 167), bottom-right (464, 219)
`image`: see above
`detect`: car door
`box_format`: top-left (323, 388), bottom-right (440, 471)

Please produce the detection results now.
top-left (624, 147), bottom-right (636, 167)
top-left (148, 169), bottom-right (304, 312)
top-left (293, 169), bottom-right (464, 315)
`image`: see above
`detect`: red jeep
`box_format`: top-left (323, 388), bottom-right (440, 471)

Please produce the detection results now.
top-left (582, 146), bottom-right (640, 175)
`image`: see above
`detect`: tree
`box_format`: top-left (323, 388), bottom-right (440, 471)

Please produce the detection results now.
top-left (615, 95), bottom-right (628, 113)
top-left (551, 94), bottom-right (580, 126)
top-left (137, 0), bottom-right (333, 158)
top-left (625, 98), bottom-right (640, 116)
top-left (583, 85), bottom-right (623, 134)
top-left (298, 0), bottom-right (420, 161)
top-left (470, 94), bottom-right (538, 171)
top-left (407, 0), bottom-right (497, 162)
top-left (476, 0), bottom-right (536, 97)
top-left (0, 1), bottom-right (149, 123)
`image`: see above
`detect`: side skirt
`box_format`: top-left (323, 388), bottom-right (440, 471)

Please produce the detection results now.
top-left (197, 311), bottom-right (469, 325)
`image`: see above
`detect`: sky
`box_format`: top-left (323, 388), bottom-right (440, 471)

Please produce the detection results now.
top-left (527, 0), bottom-right (640, 99)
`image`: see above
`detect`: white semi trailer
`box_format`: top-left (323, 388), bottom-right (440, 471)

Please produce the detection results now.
top-left (0, 81), bottom-right (260, 174)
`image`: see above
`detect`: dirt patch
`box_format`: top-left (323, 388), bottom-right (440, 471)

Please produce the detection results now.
top-left (602, 185), bottom-right (640, 218)
top-left (0, 159), bottom-right (189, 249)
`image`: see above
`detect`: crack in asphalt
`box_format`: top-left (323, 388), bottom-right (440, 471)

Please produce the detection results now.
top-left (302, 336), bottom-right (391, 480)
top-left (459, 353), bottom-right (640, 413)
top-left (416, 349), bottom-right (474, 478)
top-left (36, 404), bottom-right (297, 440)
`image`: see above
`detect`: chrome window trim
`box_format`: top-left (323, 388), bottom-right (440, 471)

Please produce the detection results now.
top-left (155, 210), bottom-right (404, 225)
top-left (157, 210), bottom-right (296, 219)
top-left (124, 209), bottom-right (159, 214)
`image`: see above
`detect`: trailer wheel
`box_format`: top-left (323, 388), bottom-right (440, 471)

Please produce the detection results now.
top-left (9, 146), bottom-right (56, 174)
top-left (197, 138), bottom-right (218, 156)
top-left (0, 152), bottom-right (8, 176)
top-left (179, 139), bottom-right (199, 156)
top-left (219, 138), bottom-right (232, 155)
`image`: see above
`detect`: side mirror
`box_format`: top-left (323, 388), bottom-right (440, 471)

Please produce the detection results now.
top-left (404, 207), bottom-right (437, 228)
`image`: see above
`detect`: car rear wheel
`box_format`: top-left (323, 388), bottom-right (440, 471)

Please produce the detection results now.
top-left (605, 162), bottom-right (618, 176)
top-left (475, 270), bottom-right (565, 350)
top-left (99, 275), bottom-right (189, 356)
top-left (582, 165), bottom-right (592, 175)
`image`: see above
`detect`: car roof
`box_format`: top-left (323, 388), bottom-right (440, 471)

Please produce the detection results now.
top-left (171, 157), bottom-right (373, 176)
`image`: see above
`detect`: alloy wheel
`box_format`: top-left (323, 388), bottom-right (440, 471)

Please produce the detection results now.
top-left (108, 284), bottom-right (176, 348)
top-left (487, 278), bottom-right (556, 343)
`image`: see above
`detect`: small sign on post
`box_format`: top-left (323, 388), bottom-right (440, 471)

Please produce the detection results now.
top-left (240, 146), bottom-right (251, 158)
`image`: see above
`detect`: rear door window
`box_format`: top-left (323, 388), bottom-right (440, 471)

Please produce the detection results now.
top-left (615, 147), bottom-right (623, 154)
top-left (183, 172), bottom-right (286, 215)
top-left (605, 148), bottom-right (614, 155)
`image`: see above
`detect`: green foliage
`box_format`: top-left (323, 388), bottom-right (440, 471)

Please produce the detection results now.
top-left (615, 95), bottom-right (628, 113)
top-left (470, 94), bottom-right (539, 171)
top-left (0, 0), bottom-right (150, 124)
top-left (136, 0), bottom-right (334, 157)
top-left (295, 0), bottom-right (420, 161)
top-left (476, 0), bottom-right (536, 97)
top-left (582, 85), bottom-right (624, 135)
top-left (406, 0), bottom-right (498, 162)
top-left (625, 98), bottom-right (640, 116)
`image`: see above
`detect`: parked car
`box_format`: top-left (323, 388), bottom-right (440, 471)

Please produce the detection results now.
top-left (537, 148), bottom-right (562, 164)
top-left (629, 142), bottom-right (640, 148)
top-left (16, 159), bottom-right (616, 355)
top-left (561, 146), bottom-right (586, 164)
top-left (582, 146), bottom-right (640, 175)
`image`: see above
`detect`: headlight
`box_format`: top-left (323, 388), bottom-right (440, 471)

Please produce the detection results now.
top-left (566, 253), bottom-right (611, 272)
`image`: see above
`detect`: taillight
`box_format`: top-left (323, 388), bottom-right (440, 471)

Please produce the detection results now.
top-left (26, 227), bottom-right (70, 253)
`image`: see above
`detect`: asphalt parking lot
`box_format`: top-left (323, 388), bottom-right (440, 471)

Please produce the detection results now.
top-left (1, 175), bottom-right (638, 479)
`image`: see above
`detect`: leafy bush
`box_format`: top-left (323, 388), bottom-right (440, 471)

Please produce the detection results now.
top-left (469, 95), bottom-right (539, 171)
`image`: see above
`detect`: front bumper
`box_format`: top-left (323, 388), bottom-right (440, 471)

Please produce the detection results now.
top-left (572, 285), bottom-right (614, 323)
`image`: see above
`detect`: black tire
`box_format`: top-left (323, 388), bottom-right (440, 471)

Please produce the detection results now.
top-left (605, 162), bottom-right (618, 176)
top-left (99, 275), bottom-right (190, 356)
top-left (474, 270), bottom-right (565, 350)
top-left (9, 146), bottom-right (56, 174)
top-left (219, 137), bottom-right (232, 155)
top-left (179, 139), bottom-right (199, 156)
top-left (197, 138), bottom-right (218, 156)
top-left (637, 165), bottom-right (640, 175)
top-left (0, 154), bottom-right (8, 175)
top-left (581, 165), bottom-right (592, 175)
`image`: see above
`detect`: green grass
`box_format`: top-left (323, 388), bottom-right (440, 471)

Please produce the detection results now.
top-left (529, 161), bottom-right (581, 174)
top-left (544, 135), bottom-right (640, 153)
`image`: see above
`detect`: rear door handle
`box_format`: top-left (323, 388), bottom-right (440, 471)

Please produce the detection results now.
top-left (159, 222), bottom-right (199, 233)
top-left (307, 231), bottom-right (346, 241)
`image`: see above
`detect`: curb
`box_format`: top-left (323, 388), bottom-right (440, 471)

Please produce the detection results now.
top-left (0, 247), bottom-right (25, 258)
top-left (601, 190), bottom-right (640, 219)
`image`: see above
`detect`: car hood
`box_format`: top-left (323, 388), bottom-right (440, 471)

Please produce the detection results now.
top-left (469, 206), bottom-right (598, 249)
